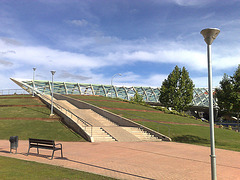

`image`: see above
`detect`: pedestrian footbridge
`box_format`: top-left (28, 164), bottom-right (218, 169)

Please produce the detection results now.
top-left (11, 78), bottom-right (217, 108)
top-left (10, 78), bottom-right (218, 141)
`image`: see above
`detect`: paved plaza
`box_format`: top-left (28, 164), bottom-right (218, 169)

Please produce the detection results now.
top-left (0, 140), bottom-right (240, 179)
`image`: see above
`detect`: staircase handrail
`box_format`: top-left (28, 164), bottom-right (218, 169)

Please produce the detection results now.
top-left (39, 94), bottom-right (93, 128)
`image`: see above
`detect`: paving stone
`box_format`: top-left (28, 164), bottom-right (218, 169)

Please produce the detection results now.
top-left (0, 140), bottom-right (240, 180)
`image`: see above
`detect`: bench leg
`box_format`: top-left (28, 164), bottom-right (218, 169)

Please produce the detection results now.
top-left (27, 147), bottom-right (30, 156)
top-left (61, 148), bottom-right (63, 158)
top-left (37, 147), bottom-right (39, 154)
top-left (51, 150), bottom-right (55, 160)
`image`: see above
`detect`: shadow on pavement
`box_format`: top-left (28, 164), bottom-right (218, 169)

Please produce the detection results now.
top-left (59, 157), bottom-right (154, 180)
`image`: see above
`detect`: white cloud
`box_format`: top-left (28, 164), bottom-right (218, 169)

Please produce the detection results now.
top-left (192, 76), bottom-right (222, 88)
top-left (0, 44), bottom-right (106, 70)
top-left (0, 34), bottom-right (239, 90)
top-left (147, 74), bottom-right (168, 87)
top-left (0, 76), bottom-right (19, 90)
top-left (67, 19), bottom-right (88, 27)
top-left (214, 56), bottom-right (240, 70)
top-left (200, 12), bottom-right (215, 20)
top-left (172, 0), bottom-right (215, 6)
top-left (58, 70), bottom-right (92, 81)
top-left (0, 59), bottom-right (13, 67)
top-left (111, 48), bottom-right (207, 70)
top-left (113, 72), bottom-right (167, 88)
top-left (0, 37), bottom-right (22, 46)
top-left (1, 36), bottom-right (238, 77)
top-left (120, 72), bottom-right (141, 82)
top-left (151, 0), bottom-right (215, 7)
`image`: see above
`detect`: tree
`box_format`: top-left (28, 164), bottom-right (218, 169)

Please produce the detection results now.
top-left (131, 92), bottom-right (144, 104)
top-left (159, 65), bottom-right (194, 112)
top-left (215, 73), bottom-right (235, 113)
top-left (216, 65), bottom-right (240, 131)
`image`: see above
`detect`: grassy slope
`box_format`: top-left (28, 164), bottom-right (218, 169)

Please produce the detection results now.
top-left (0, 95), bottom-right (114, 179)
top-left (0, 156), bottom-right (115, 180)
top-left (0, 107), bottom-right (51, 118)
top-left (0, 95), bottom-right (85, 141)
top-left (0, 120), bottom-right (82, 141)
top-left (0, 97), bottom-right (44, 105)
top-left (69, 95), bottom-right (240, 151)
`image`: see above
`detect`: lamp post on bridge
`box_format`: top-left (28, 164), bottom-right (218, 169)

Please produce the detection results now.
top-left (201, 28), bottom-right (220, 180)
top-left (50, 70), bottom-right (56, 116)
top-left (32, 68), bottom-right (36, 97)
top-left (111, 73), bottom-right (122, 98)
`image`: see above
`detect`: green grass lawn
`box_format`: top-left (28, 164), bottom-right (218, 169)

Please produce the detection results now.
top-left (0, 97), bottom-right (44, 105)
top-left (136, 121), bottom-right (240, 151)
top-left (69, 95), bottom-right (206, 124)
top-left (0, 95), bottom-right (85, 141)
top-left (0, 119), bottom-right (85, 141)
top-left (89, 100), bottom-right (159, 111)
top-left (109, 109), bottom-right (204, 124)
top-left (68, 95), bottom-right (240, 151)
top-left (0, 95), bottom-right (51, 118)
top-left (0, 156), bottom-right (115, 180)
top-left (69, 95), bottom-right (159, 111)
top-left (0, 107), bottom-right (51, 118)
top-left (0, 95), bottom-right (32, 98)
top-left (69, 95), bottom-right (118, 101)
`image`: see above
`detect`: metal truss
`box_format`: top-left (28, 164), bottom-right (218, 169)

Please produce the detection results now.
top-left (10, 78), bottom-right (217, 108)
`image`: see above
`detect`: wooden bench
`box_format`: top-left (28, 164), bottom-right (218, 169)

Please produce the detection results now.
top-left (27, 138), bottom-right (63, 160)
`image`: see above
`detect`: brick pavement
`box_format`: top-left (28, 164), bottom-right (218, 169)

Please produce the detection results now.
top-left (0, 140), bottom-right (240, 180)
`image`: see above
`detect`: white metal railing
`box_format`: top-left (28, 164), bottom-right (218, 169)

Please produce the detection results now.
top-left (39, 94), bottom-right (93, 137)
top-left (0, 89), bottom-right (29, 95)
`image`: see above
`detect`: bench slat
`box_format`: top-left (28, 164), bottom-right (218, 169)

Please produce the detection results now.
top-left (29, 138), bottom-right (54, 145)
top-left (30, 144), bottom-right (54, 149)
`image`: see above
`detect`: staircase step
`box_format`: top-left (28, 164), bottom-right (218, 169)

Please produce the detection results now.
top-left (122, 127), bottom-right (162, 142)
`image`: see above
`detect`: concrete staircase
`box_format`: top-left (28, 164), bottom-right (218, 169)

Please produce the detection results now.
top-left (85, 127), bottom-right (116, 142)
top-left (55, 100), bottom-right (117, 142)
top-left (122, 127), bottom-right (162, 142)
top-left (39, 95), bottom-right (163, 142)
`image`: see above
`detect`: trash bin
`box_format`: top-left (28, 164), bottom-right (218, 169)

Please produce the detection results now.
top-left (9, 136), bottom-right (18, 153)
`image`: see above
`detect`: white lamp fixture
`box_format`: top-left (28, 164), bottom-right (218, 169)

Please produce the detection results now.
top-left (32, 67), bottom-right (36, 97)
top-left (50, 70), bottom-right (56, 116)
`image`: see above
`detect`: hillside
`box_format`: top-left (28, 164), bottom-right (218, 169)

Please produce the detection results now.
top-left (0, 95), bottom-right (85, 141)
top-left (1, 94), bottom-right (239, 151)
top-left (68, 95), bottom-right (240, 151)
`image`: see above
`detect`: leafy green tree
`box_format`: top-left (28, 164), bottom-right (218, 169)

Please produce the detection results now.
top-left (131, 92), bottom-right (144, 104)
top-left (159, 65), bottom-right (194, 112)
top-left (215, 73), bottom-right (235, 113)
top-left (216, 65), bottom-right (240, 130)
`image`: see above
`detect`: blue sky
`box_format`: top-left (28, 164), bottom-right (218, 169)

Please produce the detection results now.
top-left (0, 0), bottom-right (240, 89)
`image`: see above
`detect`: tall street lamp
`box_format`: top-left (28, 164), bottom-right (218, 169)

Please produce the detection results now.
top-left (201, 28), bottom-right (220, 180)
top-left (32, 68), bottom-right (36, 97)
top-left (111, 73), bottom-right (122, 98)
top-left (50, 70), bottom-right (56, 116)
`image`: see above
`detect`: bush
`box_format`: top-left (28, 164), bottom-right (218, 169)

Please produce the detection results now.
top-left (130, 92), bottom-right (145, 104)
top-left (170, 110), bottom-right (180, 115)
